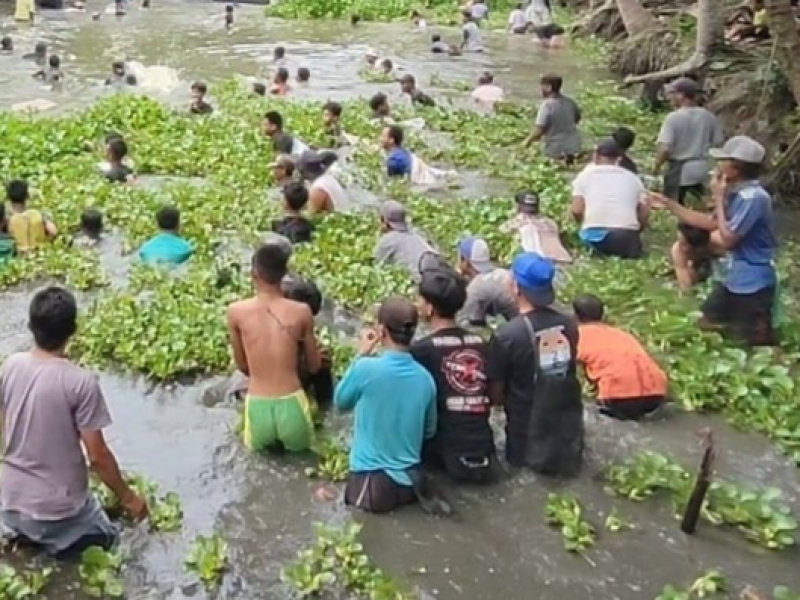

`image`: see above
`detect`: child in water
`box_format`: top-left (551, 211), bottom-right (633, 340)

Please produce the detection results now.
top-left (1, 37), bottom-right (13, 54)
top-left (253, 82), bottom-right (266, 96)
top-left (190, 81), bottom-right (213, 114)
top-left (105, 61), bottom-right (137, 86)
top-left (34, 55), bottom-right (63, 86)
top-left (296, 67), bottom-right (310, 85)
top-left (270, 68), bottom-right (290, 96)
top-left (271, 181), bottom-right (314, 244)
top-left (225, 4), bottom-right (234, 28)
top-left (102, 136), bottom-right (135, 184)
top-left (273, 46), bottom-right (286, 63)
top-left (74, 208), bottom-right (104, 248)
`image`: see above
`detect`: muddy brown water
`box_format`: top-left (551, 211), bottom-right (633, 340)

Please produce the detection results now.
top-left (1, 2), bottom-right (800, 598)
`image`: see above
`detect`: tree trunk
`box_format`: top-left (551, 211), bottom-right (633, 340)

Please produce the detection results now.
top-left (614, 0), bottom-right (659, 36)
top-left (625, 0), bottom-right (724, 84)
top-left (765, 0), bottom-right (800, 104)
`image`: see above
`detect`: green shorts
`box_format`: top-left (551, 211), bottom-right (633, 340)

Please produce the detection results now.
top-left (243, 391), bottom-right (313, 453)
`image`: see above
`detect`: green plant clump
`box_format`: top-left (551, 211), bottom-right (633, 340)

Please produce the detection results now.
top-left (544, 493), bottom-right (597, 553)
top-left (306, 434), bottom-right (350, 482)
top-left (185, 534), bottom-right (228, 589)
top-left (0, 565), bottom-right (52, 600)
top-left (605, 452), bottom-right (797, 550)
top-left (655, 570), bottom-right (727, 600)
top-left (79, 547), bottom-right (124, 598)
top-left (90, 473), bottom-right (183, 532)
top-left (282, 522), bottom-right (412, 599)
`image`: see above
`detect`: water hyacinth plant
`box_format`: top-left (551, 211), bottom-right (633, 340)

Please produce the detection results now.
top-left (0, 565), bottom-right (52, 600)
top-left (544, 493), bottom-right (597, 553)
top-left (185, 534), bottom-right (229, 589)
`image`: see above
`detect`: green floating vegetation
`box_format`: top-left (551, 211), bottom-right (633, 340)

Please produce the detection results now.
top-left (185, 534), bottom-right (228, 589)
top-left (655, 570), bottom-right (727, 600)
top-left (0, 245), bottom-right (106, 292)
top-left (604, 508), bottom-right (634, 533)
top-left (282, 522), bottom-right (412, 599)
top-left (544, 493), bottom-right (596, 553)
top-left (0, 565), bottom-right (52, 600)
top-left (90, 473), bottom-right (183, 533)
top-left (775, 586), bottom-right (800, 600)
top-left (79, 547), bottom-right (124, 598)
top-left (305, 434), bottom-right (350, 482)
top-left (605, 452), bottom-right (797, 550)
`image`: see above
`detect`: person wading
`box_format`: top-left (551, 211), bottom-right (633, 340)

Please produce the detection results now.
top-left (524, 74), bottom-right (581, 164)
top-left (655, 77), bottom-right (723, 204)
top-left (226, 241), bottom-right (323, 453)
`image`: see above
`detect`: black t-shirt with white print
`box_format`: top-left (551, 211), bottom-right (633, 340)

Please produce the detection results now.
top-left (411, 326), bottom-right (494, 459)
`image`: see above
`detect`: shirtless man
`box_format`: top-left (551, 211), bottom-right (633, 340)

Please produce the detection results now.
top-left (226, 241), bottom-right (322, 453)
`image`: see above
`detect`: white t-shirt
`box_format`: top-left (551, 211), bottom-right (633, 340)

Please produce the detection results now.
top-left (311, 172), bottom-right (349, 211)
top-left (416, 19), bottom-right (427, 29)
top-left (463, 22), bottom-right (484, 52)
top-left (571, 164), bottom-right (645, 231)
top-left (471, 84), bottom-right (505, 104)
top-left (508, 9), bottom-right (527, 29)
top-left (471, 2), bottom-right (488, 19)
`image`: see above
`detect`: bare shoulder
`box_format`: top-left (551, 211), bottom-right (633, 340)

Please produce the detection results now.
top-left (227, 298), bottom-right (255, 320)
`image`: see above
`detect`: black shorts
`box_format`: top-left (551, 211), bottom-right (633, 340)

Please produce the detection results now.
top-left (678, 184), bottom-right (705, 205)
top-left (423, 440), bottom-right (497, 484)
top-left (344, 471), bottom-right (416, 514)
top-left (701, 283), bottom-right (776, 346)
top-left (599, 396), bottom-right (664, 421)
top-left (587, 229), bottom-right (643, 260)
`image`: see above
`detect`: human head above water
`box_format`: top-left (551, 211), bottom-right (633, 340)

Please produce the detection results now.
top-left (35, 41), bottom-right (47, 57)
top-left (251, 239), bottom-right (291, 286)
top-left (1, 36), bottom-right (12, 52)
top-left (191, 81), bottom-right (208, 99)
top-left (263, 110), bottom-right (284, 135)
top-left (418, 266), bottom-right (467, 321)
top-left (29, 286), bottom-right (78, 352)
top-left (282, 181), bottom-right (309, 213)
top-left (478, 71), bottom-right (493, 86)
top-left (6, 179), bottom-right (29, 206)
top-left (274, 67), bottom-right (289, 84)
top-left (253, 82), bottom-right (266, 96)
top-left (431, 34), bottom-right (441, 43)
top-left (380, 124), bottom-right (404, 150)
top-left (296, 150), bottom-right (326, 180)
top-left (274, 46), bottom-right (285, 60)
top-left (80, 208), bottom-right (104, 237)
top-left (369, 92), bottom-right (390, 117)
top-left (107, 137), bottom-right (128, 162)
top-left (380, 58), bottom-right (393, 73)
top-left (540, 74), bottom-right (563, 98)
top-left (377, 296), bottom-right (418, 347)
top-left (323, 101), bottom-right (342, 124)
top-left (270, 154), bottom-right (295, 179)
top-left (611, 127), bottom-right (635, 152)
top-left (297, 67), bottom-right (310, 82)
top-left (112, 60), bottom-right (125, 76)
top-left (156, 205), bottom-right (181, 232)
top-left (49, 55), bottom-right (60, 69)
top-left (572, 294), bottom-right (605, 323)
top-left (399, 74), bottom-right (416, 94)
top-left (350, 14), bottom-right (361, 26)
top-left (709, 135), bottom-right (765, 183)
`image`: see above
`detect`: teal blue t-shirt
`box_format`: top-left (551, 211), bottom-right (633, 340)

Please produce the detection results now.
top-left (138, 232), bottom-right (193, 266)
top-left (334, 350), bottom-right (437, 486)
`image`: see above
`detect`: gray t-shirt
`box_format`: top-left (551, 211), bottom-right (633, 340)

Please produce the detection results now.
top-left (0, 353), bottom-right (112, 521)
top-left (463, 22), bottom-right (484, 52)
top-left (374, 230), bottom-right (437, 281)
top-left (535, 95), bottom-right (582, 158)
top-left (461, 268), bottom-right (519, 326)
top-left (657, 106), bottom-right (724, 186)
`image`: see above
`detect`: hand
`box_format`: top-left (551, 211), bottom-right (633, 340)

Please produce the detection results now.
top-left (357, 328), bottom-right (379, 356)
top-left (121, 491), bottom-right (149, 522)
top-left (647, 192), bottom-right (673, 210)
top-left (710, 169), bottom-right (728, 199)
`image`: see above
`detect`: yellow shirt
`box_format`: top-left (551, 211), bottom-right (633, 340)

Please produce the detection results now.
top-left (8, 209), bottom-right (47, 252)
top-left (753, 9), bottom-right (768, 27)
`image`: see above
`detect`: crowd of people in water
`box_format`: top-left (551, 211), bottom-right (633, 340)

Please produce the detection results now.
top-left (0, 0), bottom-right (780, 557)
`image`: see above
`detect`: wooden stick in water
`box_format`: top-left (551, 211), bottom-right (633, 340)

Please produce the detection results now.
top-left (680, 429), bottom-right (715, 535)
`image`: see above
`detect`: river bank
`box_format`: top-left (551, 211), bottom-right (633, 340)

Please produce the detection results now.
top-left (0, 2), bottom-right (799, 599)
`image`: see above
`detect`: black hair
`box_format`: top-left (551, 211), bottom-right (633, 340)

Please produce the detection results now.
top-left (225, 4), bottom-right (234, 11)
top-left (252, 242), bottom-right (289, 285)
top-left (369, 92), bottom-right (388, 112)
top-left (112, 60), bottom-right (124, 70)
top-left (6, 179), bottom-right (29, 204)
top-left (350, 14), bottom-right (360, 25)
top-left (274, 46), bottom-right (285, 58)
top-left (105, 131), bottom-right (123, 144)
top-left (81, 208), bottom-right (103, 235)
top-left (297, 67), bottom-right (310, 82)
top-left (323, 101), bottom-right (342, 118)
top-left (478, 71), bottom-right (493, 85)
top-left (378, 297), bottom-right (418, 346)
top-left (732, 160), bottom-right (762, 180)
top-left (381, 58), bottom-right (393, 70)
top-left (572, 294), bottom-right (604, 323)
top-left (432, 34), bottom-right (441, 42)
top-left (275, 68), bottom-right (289, 83)
top-left (516, 2), bottom-right (523, 8)
top-left (29, 286), bottom-right (78, 351)
top-left (385, 124), bottom-right (404, 146)
top-left (419, 269), bottom-right (467, 319)
top-left (156, 205), bottom-right (180, 231)
top-left (282, 276), bottom-right (323, 316)
top-left (1, 37), bottom-right (12, 50)
top-left (253, 82), bottom-right (266, 96)
top-left (678, 223), bottom-right (710, 248)
top-left (49, 55), bottom-right (60, 68)
top-left (411, 9), bottom-right (421, 17)
top-left (283, 181), bottom-right (309, 211)
top-left (191, 81), bottom-right (208, 94)
top-left (319, 150), bottom-right (338, 169)
top-left (612, 127), bottom-right (635, 151)
top-left (265, 110), bottom-right (283, 129)
top-left (35, 42), bottom-right (47, 54)
top-left (541, 74), bottom-right (563, 93)
top-left (107, 137), bottom-right (128, 161)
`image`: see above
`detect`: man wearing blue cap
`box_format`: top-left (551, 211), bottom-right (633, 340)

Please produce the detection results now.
top-left (485, 252), bottom-right (583, 476)
top-left (456, 236), bottom-right (518, 327)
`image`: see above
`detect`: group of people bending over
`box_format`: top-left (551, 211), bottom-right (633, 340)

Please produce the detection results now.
top-left (226, 230), bottom-right (669, 514)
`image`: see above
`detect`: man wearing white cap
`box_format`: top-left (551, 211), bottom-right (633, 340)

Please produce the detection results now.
top-left (650, 135), bottom-right (777, 346)
top-left (374, 200), bottom-right (440, 281)
top-left (456, 236), bottom-right (518, 327)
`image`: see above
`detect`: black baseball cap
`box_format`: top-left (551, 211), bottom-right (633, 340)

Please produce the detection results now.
top-left (514, 190), bottom-right (540, 215)
top-left (595, 138), bottom-right (623, 159)
top-left (377, 297), bottom-right (418, 342)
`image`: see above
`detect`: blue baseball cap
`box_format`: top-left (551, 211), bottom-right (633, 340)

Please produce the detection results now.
top-left (511, 252), bottom-right (555, 306)
top-left (457, 236), bottom-right (494, 273)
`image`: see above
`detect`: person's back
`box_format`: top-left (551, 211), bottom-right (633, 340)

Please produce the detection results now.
top-left (311, 172), bottom-right (348, 211)
top-left (726, 180), bottom-right (777, 287)
top-left (572, 163), bottom-right (643, 231)
top-left (463, 20), bottom-right (483, 52)
top-left (374, 229), bottom-right (436, 279)
top-left (0, 232), bottom-right (15, 264)
top-left (462, 268), bottom-right (518, 326)
top-left (471, 84), bottom-right (504, 104)
top-left (8, 209), bottom-right (47, 252)
top-left (660, 106), bottom-right (721, 185)
top-left (537, 95), bottom-right (581, 158)
top-left (271, 216), bottom-right (313, 244)
top-left (139, 232), bottom-right (192, 265)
